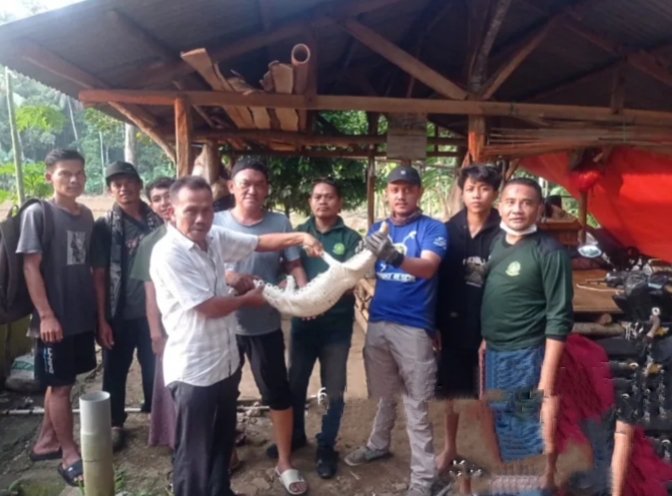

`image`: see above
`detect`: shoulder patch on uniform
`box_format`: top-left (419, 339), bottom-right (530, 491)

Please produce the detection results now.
top-left (333, 242), bottom-right (345, 255)
top-left (433, 236), bottom-right (447, 249)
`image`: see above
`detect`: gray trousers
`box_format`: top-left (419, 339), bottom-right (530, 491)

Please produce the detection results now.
top-left (364, 321), bottom-right (437, 490)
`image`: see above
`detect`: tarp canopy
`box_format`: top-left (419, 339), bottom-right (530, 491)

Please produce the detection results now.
top-left (521, 147), bottom-right (672, 263)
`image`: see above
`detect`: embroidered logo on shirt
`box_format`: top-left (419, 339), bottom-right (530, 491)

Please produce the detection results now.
top-left (433, 236), bottom-right (447, 249)
top-left (505, 261), bottom-right (521, 277)
top-left (333, 243), bottom-right (345, 255)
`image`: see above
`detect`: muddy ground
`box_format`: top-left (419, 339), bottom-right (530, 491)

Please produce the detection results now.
top-left (0, 318), bottom-right (592, 496)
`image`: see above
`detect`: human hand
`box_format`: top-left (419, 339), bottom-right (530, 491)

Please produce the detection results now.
top-left (225, 271), bottom-right (259, 295)
top-left (302, 233), bottom-right (323, 257)
top-left (364, 231), bottom-right (402, 265)
top-left (40, 315), bottom-right (63, 344)
top-left (242, 286), bottom-right (266, 307)
top-left (151, 333), bottom-right (167, 355)
top-left (97, 321), bottom-right (115, 349)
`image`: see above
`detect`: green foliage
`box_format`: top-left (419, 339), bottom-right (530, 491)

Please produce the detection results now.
top-left (0, 161), bottom-right (51, 202)
top-left (265, 156), bottom-right (367, 216)
top-left (15, 104), bottom-right (66, 133)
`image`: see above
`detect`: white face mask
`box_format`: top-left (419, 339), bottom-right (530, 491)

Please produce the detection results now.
top-left (499, 220), bottom-right (537, 236)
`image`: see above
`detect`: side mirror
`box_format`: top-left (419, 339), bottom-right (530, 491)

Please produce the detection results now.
top-left (578, 244), bottom-right (603, 259)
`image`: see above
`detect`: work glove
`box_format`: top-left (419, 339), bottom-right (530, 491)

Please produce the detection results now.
top-left (364, 231), bottom-right (405, 267)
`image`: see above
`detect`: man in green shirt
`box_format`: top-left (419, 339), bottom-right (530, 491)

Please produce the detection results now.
top-left (130, 177), bottom-right (173, 448)
top-left (481, 177), bottom-right (573, 489)
top-left (285, 178), bottom-right (361, 479)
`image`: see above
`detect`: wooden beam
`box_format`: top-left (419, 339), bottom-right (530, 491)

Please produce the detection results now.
top-left (610, 64), bottom-right (625, 115)
top-left (76, 89), bottom-right (670, 128)
top-left (78, 89), bottom-right (672, 126)
top-left (136, 0), bottom-right (406, 87)
top-left (106, 9), bottom-right (216, 128)
top-left (13, 39), bottom-right (159, 127)
top-left (470, 0), bottom-right (513, 93)
top-left (176, 129), bottom-right (465, 147)
top-left (226, 149), bottom-right (460, 159)
top-left (523, 61), bottom-right (619, 101)
top-left (174, 97), bottom-right (194, 177)
top-left (480, 17), bottom-right (560, 99)
top-left (339, 18), bottom-right (468, 100)
top-left (366, 112), bottom-right (379, 227)
top-left (112, 104), bottom-right (176, 163)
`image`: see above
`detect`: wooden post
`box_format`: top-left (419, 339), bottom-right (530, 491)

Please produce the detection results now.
top-left (366, 112), bottom-right (379, 228)
top-left (578, 191), bottom-right (588, 244)
top-left (174, 97), bottom-right (194, 177)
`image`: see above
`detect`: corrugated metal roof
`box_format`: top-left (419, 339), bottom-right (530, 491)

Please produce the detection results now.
top-left (1, 0), bottom-right (672, 134)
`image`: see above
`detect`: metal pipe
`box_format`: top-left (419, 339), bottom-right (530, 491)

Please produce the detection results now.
top-left (80, 391), bottom-right (114, 496)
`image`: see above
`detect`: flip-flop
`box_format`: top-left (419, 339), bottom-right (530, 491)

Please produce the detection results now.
top-left (275, 468), bottom-right (308, 495)
top-left (29, 448), bottom-right (62, 462)
top-left (57, 459), bottom-right (83, 487)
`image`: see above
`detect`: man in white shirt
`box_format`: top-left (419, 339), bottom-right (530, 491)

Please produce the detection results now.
top-left (150, 176), bottom-right (322, 496)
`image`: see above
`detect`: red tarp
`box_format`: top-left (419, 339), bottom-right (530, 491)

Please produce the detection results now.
top-left (521, 147), bottom-right (672, 263)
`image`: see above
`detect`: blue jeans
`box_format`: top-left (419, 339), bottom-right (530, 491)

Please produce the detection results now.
top-left (288, 329), bottom-right (351, 448)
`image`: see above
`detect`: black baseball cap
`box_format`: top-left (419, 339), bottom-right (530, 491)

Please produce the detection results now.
top-left (105, 161), bottom-right (141, 184)
top-left (386, 165), bottom-right (422, 186)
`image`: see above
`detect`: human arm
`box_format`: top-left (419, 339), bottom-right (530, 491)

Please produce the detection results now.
top-left (91, 219), bottom-right (114, 349)
top-left (537, 249), bottom-right (574, 396)
top-left (151, 244), bottom-right (266, 320)
top-left (363, 220), bottom-right (447, 279)
top-left (257, 231), bottom-right (322, 256)
top-left (144, 281), bottom-right (165, 355)
top-left (285, 259), bottom-right (308, 287)
top-left (16, 205), bottom-right (62, 343)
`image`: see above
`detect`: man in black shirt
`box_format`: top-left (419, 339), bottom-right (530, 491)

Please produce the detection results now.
top-left (435, 165), bottom-right (502, 472)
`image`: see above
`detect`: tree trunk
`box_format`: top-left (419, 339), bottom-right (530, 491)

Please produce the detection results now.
top-left (5, 67), bottom-right (25, 204)
top-left (124, 123), bottom-right (136, 164)
top-left (67, 97), bottom-right (79, 142)
top-left (284, 204), bottom-right (291, 218)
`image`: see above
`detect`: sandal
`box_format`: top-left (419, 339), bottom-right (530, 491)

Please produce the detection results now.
top-left (57, 459), bottom-right (83, 487)
top-left (29, 448), bottom-right (62, 462)
top-left (275, 468), bottom-right (308, 495)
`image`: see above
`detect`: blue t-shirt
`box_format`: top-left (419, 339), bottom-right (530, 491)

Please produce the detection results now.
top-left (368, 215), bottom-right (448, 332)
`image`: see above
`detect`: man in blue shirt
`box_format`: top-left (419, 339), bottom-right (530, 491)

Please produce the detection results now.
top-left (344, 165), bottom-right (448, 496)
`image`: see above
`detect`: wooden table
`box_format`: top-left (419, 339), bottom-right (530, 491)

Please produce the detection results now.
top-left (354, 269), bottom-right (623, 336)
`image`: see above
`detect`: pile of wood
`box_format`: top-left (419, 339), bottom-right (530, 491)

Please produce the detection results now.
top-left (181, 44), bottom-right (313, 149)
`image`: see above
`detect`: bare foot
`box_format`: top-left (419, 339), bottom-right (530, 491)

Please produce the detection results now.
top-left (435, 448), bottom-right (457, 473)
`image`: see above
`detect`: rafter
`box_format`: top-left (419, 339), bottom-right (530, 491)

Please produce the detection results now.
top-left (134, 0), bottom-right (406, 87)
top-left (11, 39), bottom-right (175, 161)
top-left (470, 0), bottom-right (512, 92)
top-left (78, 89), bottom-right (672, 126)
top-left (519, 0), bottom-right (672, 89)
top-left (479, 17), bottom-right (560, 99)
top-left (106, 10), bottom-right (218, 129)
top-left (339, 18), bottom-right (468, 100)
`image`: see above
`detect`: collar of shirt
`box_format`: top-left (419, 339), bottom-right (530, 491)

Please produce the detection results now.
top-left (166, 224), bottom-right (215, 252)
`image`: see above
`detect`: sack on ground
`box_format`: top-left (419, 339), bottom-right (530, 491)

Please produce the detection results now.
top-left (5, 352), bottom-right (39, 393)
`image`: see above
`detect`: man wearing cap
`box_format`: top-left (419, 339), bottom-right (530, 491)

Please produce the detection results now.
top-left (213, 158), bottom-right (310, 495)
top-left (92, 161), bottom-right (163, 451)
top-left (344, 165), bottom-right (448, 496)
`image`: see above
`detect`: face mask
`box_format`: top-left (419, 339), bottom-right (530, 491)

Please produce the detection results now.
top-left (499, 220), bottom-right (537, 236)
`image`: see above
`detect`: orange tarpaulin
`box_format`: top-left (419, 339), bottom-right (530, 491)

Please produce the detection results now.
top-left (520, 147), bottom-right (672, 263)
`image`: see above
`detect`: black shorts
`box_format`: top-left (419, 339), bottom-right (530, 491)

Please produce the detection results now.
top-left (237, 329), bottom-right (292, 411)
top-left (35, 332), bottom-right (97, 388)
top-left (436, 344), bottom-right (480, 399)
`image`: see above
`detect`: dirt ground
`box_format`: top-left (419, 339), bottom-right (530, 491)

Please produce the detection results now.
top-left (1, 317), bottom-right (592, 496)
top-left (0, 195), bottom-right (591, 495)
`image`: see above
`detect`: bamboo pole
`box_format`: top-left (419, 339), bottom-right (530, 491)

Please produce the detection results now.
top-left (5, 68), bottom-right (25, 204)
top-left (578, 191), bottom-right (588, 244)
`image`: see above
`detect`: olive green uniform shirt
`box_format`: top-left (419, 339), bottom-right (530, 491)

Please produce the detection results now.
top-left (291, 216), bottom-right (361, 341)
top-left (481, 233), bottom-right (574, 351)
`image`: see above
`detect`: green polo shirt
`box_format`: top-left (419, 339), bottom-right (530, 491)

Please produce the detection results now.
top-left (291, 216), bottom-right (361, 340)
